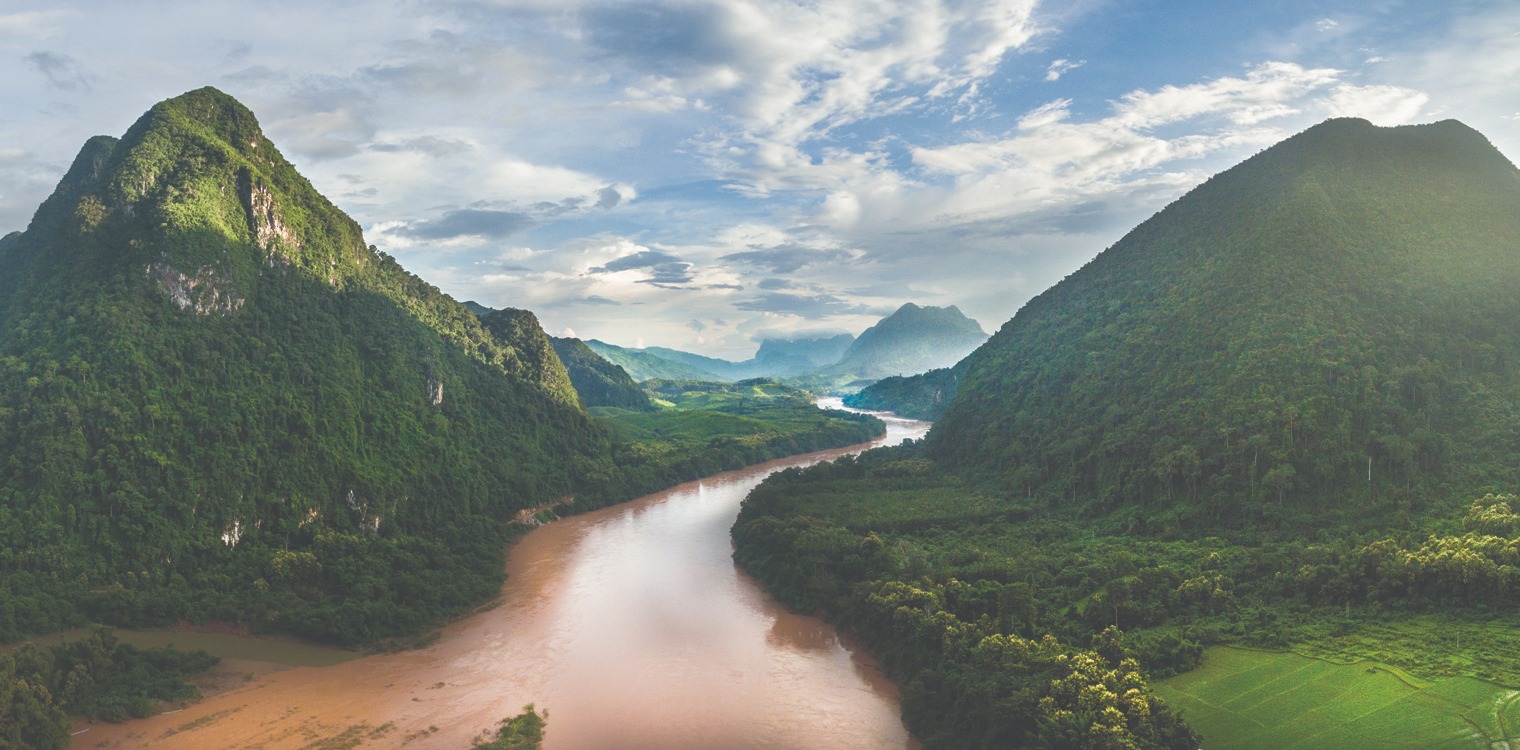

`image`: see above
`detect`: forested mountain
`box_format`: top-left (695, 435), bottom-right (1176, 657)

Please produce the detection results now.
top-left (931, 118), bottom-right (1520, 522)
top-left (583, 338), bottom-right (722, 381)
top-left (734, 118), bottom-right (1520, 749)
top-left (583, 334), bottom-right (857, 383)
top-left (0, 87), bottom-right (620, 643)
top-left (548, 336), bottom-right (654, 411)
top-left (825, 303), bottom-right (986, 380)
top-left (842, 362), bottom-right (965, 420)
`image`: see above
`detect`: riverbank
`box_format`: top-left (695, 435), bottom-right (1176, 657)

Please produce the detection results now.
top-left (71, 411), bottom-right (929, 749)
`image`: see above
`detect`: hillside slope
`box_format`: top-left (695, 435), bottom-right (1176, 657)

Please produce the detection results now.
top-left (549, 336), bottom-right (655, 410)
top-left (931, 118), bottom-right (1520, 522)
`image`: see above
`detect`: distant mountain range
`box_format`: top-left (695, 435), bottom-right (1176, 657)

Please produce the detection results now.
top-left (579, 303), bottom-right (986, 393)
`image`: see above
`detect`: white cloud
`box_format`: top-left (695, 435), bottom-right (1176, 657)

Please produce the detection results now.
top-left (1324, 84), bottom-right (1429, 125)
top-left (1045, 58), bottom-right (1084, 81)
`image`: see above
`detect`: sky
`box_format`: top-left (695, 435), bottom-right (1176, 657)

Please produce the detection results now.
top-left (2, 0), bottom-right (1518, 359)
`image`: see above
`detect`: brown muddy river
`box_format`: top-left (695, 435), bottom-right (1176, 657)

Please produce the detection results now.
top-left (77, 403), bottom-right (929, 749)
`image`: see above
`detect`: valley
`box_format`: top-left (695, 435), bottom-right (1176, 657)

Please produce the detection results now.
top-left (4, 26), bottom-right (1520, 746)
top-left (66, 406), bottom-right (929, 749)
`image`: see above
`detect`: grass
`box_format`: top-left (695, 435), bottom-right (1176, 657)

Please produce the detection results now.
top-left (1290, 615), bottom-right (1520, 686)
top-left (1155, 646), bottom-right (1519, 749)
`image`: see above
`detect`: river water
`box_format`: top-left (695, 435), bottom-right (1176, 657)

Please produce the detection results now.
top-left (79, 403), bottom-right (929, 749)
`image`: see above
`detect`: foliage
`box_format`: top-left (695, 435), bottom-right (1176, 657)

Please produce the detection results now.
top-left (843, 363), bottom-right (965, 421)
top-left (930, 118), bottom-right (1520, 523)
top-left (640, 377), bottom-right (814, 411)
top-left (0, 626), bottom-right (216, 748)
top-left (593, 400), bottom-right (882, 497)
top-left (581, 340), bottom-right (721, 382)
top-left (470, 704), bottom-right (546, 750)
top-left (547, 337), bottom-right (653, 411)
top-left (733, 444), bottom-right (1198, 749)
top-left (756, 120), bottom-right (1520, 744)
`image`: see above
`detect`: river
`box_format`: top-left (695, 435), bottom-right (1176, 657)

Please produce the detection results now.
top-left (77, 403), bottom-right (930, 749)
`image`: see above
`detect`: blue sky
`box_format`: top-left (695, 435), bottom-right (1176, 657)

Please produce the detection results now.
top-left (3, 0), bottom-right (1517, 358)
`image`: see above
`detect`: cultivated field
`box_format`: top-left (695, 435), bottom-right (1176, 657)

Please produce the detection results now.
top-left (1155, 647), bottom-right (1520, 749)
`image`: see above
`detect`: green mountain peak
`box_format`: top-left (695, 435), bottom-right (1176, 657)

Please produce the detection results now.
top-left (0, 88), bottom-right (608, 643)
top-left (929, 116), bottom-right (1520, 524)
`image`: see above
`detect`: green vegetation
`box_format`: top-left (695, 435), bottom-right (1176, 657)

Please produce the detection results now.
top-left (582, 339), bottom-right (719, 381)
top-left (547, 336), bottom-right (653, 411)
top-left (597, 380), bottom-right (882, 491)
top-left (734, 118), bottom-right (1520, 748)
top-left (0, 86), bottom-right (881, 667)
top-left (470, 704), bottom-right (546, 750)
top-left (0, 87), bottom-right (619, 648)
top-left (931, 118), bottom-right (1520, 521)
top-left (640, 377), bottom-right (812, 411)
top-left (0, 627), bottom-right (217, 749)
top-left (734, 445), bottom-right (1197, 749)
top-left (1155, 647), bottom-right (1515, 749)
top-left (843, 363), bottom-right (964, 420)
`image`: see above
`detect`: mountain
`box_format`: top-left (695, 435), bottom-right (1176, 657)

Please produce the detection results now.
top-left (822, 303), bottom-right (986, 381)
top-left (549, 336), bottom-right (655, 411)
top-left (584, 334), bottom-right (858, 384)
top-left (751, 334), bottom-right (855, 375)
top-left (930, 118), bottom-right (1520, 519)
top-left (583, 339), bottom-right (723, 381)
top-left (842, 362), bottom-right (966, 420)
top-left (0, 87), bottom-right (619, 644)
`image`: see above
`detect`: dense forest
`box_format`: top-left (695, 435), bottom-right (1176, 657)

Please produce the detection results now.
top-left (843, 363), bottom-right (964, 421)
top-left (547, 335), bottom-right (654, 411)
top-left (932, 118), bottom-right (1520, 525)
top-left (734, 118), bottom-right (1520, 748)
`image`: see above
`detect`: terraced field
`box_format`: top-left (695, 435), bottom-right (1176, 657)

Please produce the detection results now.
top-left (1155, 647), bottom-right (1520, 749)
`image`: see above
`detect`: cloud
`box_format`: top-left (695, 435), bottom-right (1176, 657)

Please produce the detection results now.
top-left (24, 50), bottom-right (91, 90)
top-left (735, 291), bottom-right (872, 317)
top-left (589, 249), bottom-right (695, 285)
top-left (1325, 84), bottom-right (1429, 125)
top-left (719, 243), bottom-right (854, 274)
top-left (395, 208), bottom-right (537, 241)
top-left (369, 135), bottom-right (474, 157)
top-left (1045, 58), bottom-right (1084, 81)
top-left (687, 319), bottom-right (707, 332)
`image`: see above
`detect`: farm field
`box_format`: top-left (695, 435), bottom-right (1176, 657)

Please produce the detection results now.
top-left (1155, 647), bottom-right (1520, 749)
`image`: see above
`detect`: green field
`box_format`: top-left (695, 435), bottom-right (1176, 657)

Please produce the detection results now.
top-left (1156, 647), bottom-right (1520, 749)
